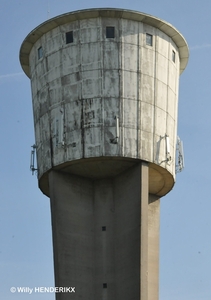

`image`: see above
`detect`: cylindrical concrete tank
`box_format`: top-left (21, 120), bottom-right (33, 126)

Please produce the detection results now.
top-left (20, 8), bottom-right (188, 197)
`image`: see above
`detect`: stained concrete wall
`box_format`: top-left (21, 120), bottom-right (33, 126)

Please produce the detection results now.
top-left (25, 13), bottom-right (183, 196)
top-left (49, 162), bottom-right (156, 300)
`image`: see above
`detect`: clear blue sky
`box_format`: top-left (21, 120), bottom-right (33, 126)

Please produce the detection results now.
top-left (0, 0), bottom-right (211, 299)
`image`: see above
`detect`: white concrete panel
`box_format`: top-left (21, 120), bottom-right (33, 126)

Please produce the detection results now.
top-left (63, 80), bottom-right (80, 102)
top-left (103, 98), bottom-right (119, 127)
top-left (80, 27), bottom-right (99, 43)
top-left (168, 60), bottom-right (177, 92)
top-left (40, 113), bottom-right (50, 141)
top-left (141, 47), bottom-right (155, 77)
top-left (61, 46), bottom-right (80, 76)
top-left (35, 120), bottom-right (41, 148)
top-left (103, 41), bottom-right (119, 70)
top-left (47, 66), bottom-right (61, 83)
top-left (48, 78), bottom-right (62, 106)
top-left (81, 42), bottom-right (100, 68)
top-left (140, 102), bottom-right (154, 133)
top-left (154, 107), bottom-right (166, 138)
top-left (30, 72), bottom-right (37, 95)
top-left (32, 93), bottom-right (40, 124)
top-left (139, 130), bottom-right (153, 162)
top-left (29, 47), bottom-right (36, 75)
top-left (156, 53), bottom-right (168, 84)
top-left (37, 142), bottom-right (52, 176)
top-left (155, 80), bottom-right (167, 111)
top-left (60, 20), bottom-right (79, 33)
top-left (80, 18), bottom-right (99, 29)
top-left (66, 129), bottom-right (82, 160)
top-left (166, 114), bottom-right (175, 148)
top-left (47, 51), bottom-right (60, 70)
top-left (121, 19), bottom-right (139, 45)
top-left (50, 106), bottom-right (64, 149)
top-left (104, 126), bottom-right (120, 156)
top-left (34, 73), bottom-right (43, 93)
top-left (122, 43), bottom-right (138, 71)
top-left (123, 128), bottom-right (137, 157)
top-left (140, 74), bottom-right (154, 104)
top-left (123, 99), bottom-right (138, 129)
top-left (104, 70), bottom-right (119, 97)
top-left (122, 71), bottom-right (137, 100)
top-left (84, 127), bottom-right (102, 158)
top-left (82, 70), bottom-right (102, 98)
top-left (36, 59), bottom-right (48, 78)
top-left (156, 32), bottom-right (169, 59)
top-left (82, 98), bottom-right (102, 129)
top-left (65, 101), bottom-right (82, 133)
top-left (167, 88), bottom-right (176, 119)
top-left (45, 33), bottom-right (62, 56)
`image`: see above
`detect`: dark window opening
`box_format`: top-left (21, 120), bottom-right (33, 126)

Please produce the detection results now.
top-left (102, 226), bottom-right (106, 231)
top-left (66, 31), bottom-right (73, 44)
top-left (106, 27), bottom-right (115, 38)
top-left (172, 50), bottom-right (176, 63)
top-left (103, 283), bottom-right (107, 288)
top-left (38, 47), bottom-right (43, 59)
top-left (146, 33), bottom-right (153, 46)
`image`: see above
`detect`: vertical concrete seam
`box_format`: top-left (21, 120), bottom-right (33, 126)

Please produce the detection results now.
top-left (153, 30), bottom-right (157, 164)
top-left (100, 17), bottom-right (105, 156)
top-left (79, 20), bottom-right (84, 158)
top-left (140, 162), bottom-right (149, 300)
top-left (120, 19), bottom-right (125, 157)
top-left (136, 22), bottom-right (140, 158)
top-left (166, 36), bottom-right (170, 169)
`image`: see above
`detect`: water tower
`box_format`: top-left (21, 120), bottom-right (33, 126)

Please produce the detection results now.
top-left (20, 8), bottom-right (188, 300)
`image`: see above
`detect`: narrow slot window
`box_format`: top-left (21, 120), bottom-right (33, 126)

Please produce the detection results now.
top-left (66, 31), bottom-right (73, 44)
top-left (103, 283), bottom-right (107, 288)
top-left (38, 47), bottom-right (43, 59)
top-left (146, 33), bottom-right (153, 46)
top-left (172, 50), bottom-right (176, 63)
top-left (106, 26), bottom-right (115, 38)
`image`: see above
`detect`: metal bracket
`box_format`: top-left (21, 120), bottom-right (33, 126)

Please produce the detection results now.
top-left (30, 144), bottom-right (38, 175)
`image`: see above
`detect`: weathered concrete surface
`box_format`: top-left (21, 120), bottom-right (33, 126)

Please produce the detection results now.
top-left (20, 8), bottom-right (189, 197)
top-left (49, 162), bottom-right (158, 300)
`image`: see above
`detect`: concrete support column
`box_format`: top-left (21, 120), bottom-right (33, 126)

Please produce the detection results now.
top-left (148, 195), bottom-right (160, 300)
top-left (140, 162), bottom-right (149, 300)
top-left (49, 171), bottom-right (95, 300)
top-left (49, 162), bottom-right (160, 300)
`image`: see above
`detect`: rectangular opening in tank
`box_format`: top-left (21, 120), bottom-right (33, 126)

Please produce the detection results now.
top-left (172, 50), bottom-right (176, 62)
top-left (37, 47), bottom-right (43, 59)
top-left (106, 26), bottom-right (115, 38)
top-left (146, 33), bottom-right (153, 46)
top-left (66, 31), bottom-right (73, 44)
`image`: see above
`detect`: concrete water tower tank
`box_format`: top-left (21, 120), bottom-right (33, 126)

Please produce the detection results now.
top-left (20, 8), bottom-right (188, 300)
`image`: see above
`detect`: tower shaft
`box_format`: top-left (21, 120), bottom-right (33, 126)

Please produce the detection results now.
top-left (49, 162), bottom-right (159, 300)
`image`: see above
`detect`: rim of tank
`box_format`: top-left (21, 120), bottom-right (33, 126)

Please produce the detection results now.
top-left (19, 7), bottom-right (189, 77)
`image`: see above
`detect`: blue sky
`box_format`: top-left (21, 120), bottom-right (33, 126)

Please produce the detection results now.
top-left (0, 0), bottom-right (211, 299)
